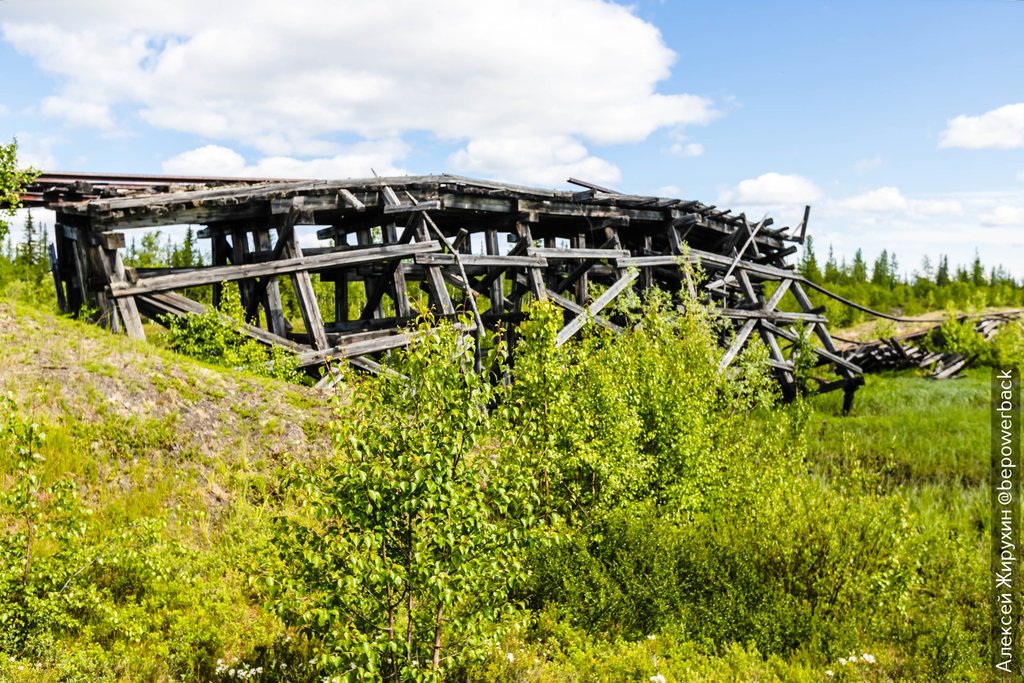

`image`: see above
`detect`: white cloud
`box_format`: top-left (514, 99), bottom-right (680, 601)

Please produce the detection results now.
top-left (838, 186), bottom-right (907, 212)
top-left (450, 135), bottom-right (620, 187)
top-left (837, 187), bottom-right (962, 216)
top-left (981, 205), bottom-right (1024, 227)
top-left (939, 102), bottom-right (1024, 149)
top-left (0, 104), bottom-right (9, 116)
top-left (162, 141), bottom-right (409, 179)
top-left (1, 0), bottom-right (716, 185)
top-left (11, 132), bottom-right (59, 169)
top-left (669, 142), bottom-right (704, 157)
top-left (722, 172), bottom-right (821, 205)
top-left (910, 198), bottom-right (963, 216)
top-left (40, 96), bottom-right (113, 129)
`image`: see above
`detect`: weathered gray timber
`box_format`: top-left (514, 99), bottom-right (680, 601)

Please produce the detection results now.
top-left (838, 312), bottom-right (1024, 380)
top-left (25, 172), bottom-right (863, 403)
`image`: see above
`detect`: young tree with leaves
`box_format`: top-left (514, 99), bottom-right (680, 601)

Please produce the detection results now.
top-left (0, 139), bottom-right (39, 242)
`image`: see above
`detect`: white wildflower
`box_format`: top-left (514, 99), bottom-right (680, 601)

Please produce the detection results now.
top-left (649, 674), bottom-right (666, 683)
top-left (647, 634), bottom-right (657, 640)
top-left (862, 653), bottom-right (876, 664)
top-left (848, 655), bottom-right (858, 663)
top-left (506, 652), bottom-right (515, 663)
top-left (839, 658), bottom-right (848, 666)
top-left (825, 671), bottom-right (834, 678)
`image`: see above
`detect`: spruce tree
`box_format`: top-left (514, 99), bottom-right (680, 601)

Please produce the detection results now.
top-left (936, 255), bottom-right (950, 287)
top-left (851, 249), bottom-right (868, 284)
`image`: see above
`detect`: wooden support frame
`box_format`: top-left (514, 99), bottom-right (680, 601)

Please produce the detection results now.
top-left (39, 173), bottom-right (861, 404)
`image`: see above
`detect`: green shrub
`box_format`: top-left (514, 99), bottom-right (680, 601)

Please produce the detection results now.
top-left (163, 286), bottom-right (302, 382)
top-left (271, 317), bottom-right (542, 682)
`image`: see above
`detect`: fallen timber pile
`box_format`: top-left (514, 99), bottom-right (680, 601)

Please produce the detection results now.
top-left (838, 313), bottom-right (1023, 379)
top-left (24, 172), bottom-right (863, 407)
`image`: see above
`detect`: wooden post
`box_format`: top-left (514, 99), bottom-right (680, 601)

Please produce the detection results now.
top-left (485, 229), bottom-right (505, 314)
top-left (253, 227), bottom-right (288, 336)
top-left (573, 233), bottom-right (589, 305)
top-left (384, 222), bottom-right (412, 318)
top-left (414, 217), bottom-right (455, 315)
top-left (108, 248), bottom-right (146, 340)
top-left (232, 227), bottom-right (258, 324)
top-left (211, 234), bottom-right (231, 309)
top-left (47, 242), bottom-right (68, 314)
top-left (357, 228), bottom-right (386, 320)
top-left (278, 216), bottom-right (329, 350)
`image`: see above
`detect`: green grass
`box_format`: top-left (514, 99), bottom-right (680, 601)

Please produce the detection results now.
top-left (807, 370), bottom-right (990, 488)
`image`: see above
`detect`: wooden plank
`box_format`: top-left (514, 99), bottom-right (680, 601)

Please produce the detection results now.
top-left (485, 229), bottom-right (506, 314)
top-left (47, 242), bottom-right (68, 313)
top-left (232, 227), bottom-right (258, 323)
top-left (385, 222), bottom-right (412, 318)
top-left (253, 228), bottom-right (288, 336)
top-left (526, 247), bottom-right (630, 260)
top-left (277, 227), bottom-right (328, 351)
top-left (413, 217), bottom-right (455, 315)
top-left (107, 248), bottom-right (146, 340)
top-left (296, 322), bottom-right (477, 366)
top-left (211, 233), bottom-right (231, 308)
top-left (414, 253), bottom-right (548, 268)
top-left (573, 234), bottom-right (590, 304)
top-left (383, 200), bottom-right (441, 214)
top-left (517, 275), bottom-right (619, 333)
top-left (97, 231), bottom-right (125, 250)
top-left (719, 309), bottom-right (827, 324)
top-left (761, 321), bottom-right (863, 374)
top-left (616, 249), bottom-right (794, 281)
top-left (758, 327), bottom-right (795, 400)
top-left (555, 271), bottom-right (637, 346)
top-left (719, 319), bottom-right (757, 370)
top-left (764, 278), bottom-right (792, 311)
top-left (109, 241), bottom-right (441, 297)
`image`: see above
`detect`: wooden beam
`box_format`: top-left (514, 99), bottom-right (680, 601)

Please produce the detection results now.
top-left (108, 241), bottom-right (441, 297)
top-left (413, 253), bottom-right (548, 268)
top-left (555, 271), bottom-right (637, 346)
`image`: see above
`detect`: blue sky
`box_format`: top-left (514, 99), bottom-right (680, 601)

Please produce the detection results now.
top-left (1, 0), bottom-right (1022, 276)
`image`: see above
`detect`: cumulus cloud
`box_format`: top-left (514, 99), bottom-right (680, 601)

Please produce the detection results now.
top-left (722, 172), bottom-right (821, 205)
top-left (162, 141), bottom-right (409, 179)
top-left (837, 187), bottom-right (963, 216)
top-left (838, 186), bottom-right (907, 212)
top-left (669, 142), bottom-right (704, 157)
top-left (12, 132), bottom-right (59, 169)
top-left (980, 205), bottom-right (1024, 227)
top-left (2, 0), bottom-right (716, 184)
top-left (450, 135), bottom-right (620, 187)
top-left (40, 96), bottom-right (114, 129)
top-left (940, 103), bottom-right (1024, 149)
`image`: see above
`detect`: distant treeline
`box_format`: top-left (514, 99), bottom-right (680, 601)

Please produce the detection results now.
top-left (795, 237), bottom-right (1024, 326)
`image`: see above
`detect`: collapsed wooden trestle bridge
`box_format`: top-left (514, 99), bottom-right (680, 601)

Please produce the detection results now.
top-left (24, 173), bottom-right (863, 406)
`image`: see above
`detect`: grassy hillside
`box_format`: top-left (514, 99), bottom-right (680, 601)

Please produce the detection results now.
top-left (0, 299), bottom-right (1006, 682)
top-left (0, 300), bottom-right (333, 681)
